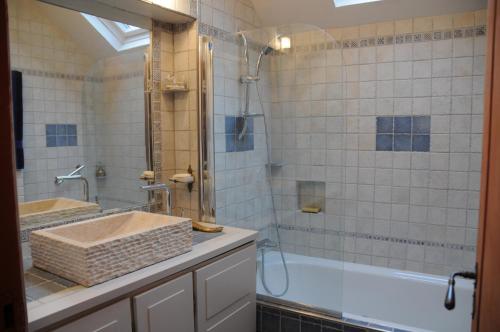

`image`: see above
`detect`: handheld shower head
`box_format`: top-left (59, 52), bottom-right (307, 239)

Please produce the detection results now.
top-left (261, 45), bottom-right (274, 55)
top-left (256, 45), bottom-right (274, 77)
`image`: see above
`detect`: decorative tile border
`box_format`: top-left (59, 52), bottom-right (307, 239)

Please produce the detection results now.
top-left (277, 224), bottom-right (476, 252)
top-left (11, 67), bottom-right (143, 83)
top-left (151, 21), bottom-right (166, 207)
top-left (198, 22), bottom-right (487, 52)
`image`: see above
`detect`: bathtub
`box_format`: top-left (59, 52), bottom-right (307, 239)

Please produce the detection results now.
top-left (256, 251), bottom-right (473, 332)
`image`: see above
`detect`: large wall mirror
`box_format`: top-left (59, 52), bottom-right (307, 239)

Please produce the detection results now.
top-left (10, 0), bottom-right (154, 230)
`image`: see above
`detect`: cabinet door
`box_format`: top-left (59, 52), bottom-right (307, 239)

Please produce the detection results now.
top-left (134, 273), bottom-right (194, 332)
top-left (195, 244), bottom-right (256, 332)
top-left (54, 299), bottom-right (132, 332)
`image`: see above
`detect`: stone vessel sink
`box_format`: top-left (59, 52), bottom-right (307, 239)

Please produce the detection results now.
top-left (19, 198), bottom-right (101, 227)
top-left (30, 211), bottom-right (192, 286)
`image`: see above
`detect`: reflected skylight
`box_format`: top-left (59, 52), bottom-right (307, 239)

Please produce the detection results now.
top-left (81, 13), bottom-right (150, 52)
top-left (333, 0), bottom-right (382, 7)
top-left (116, 22), bottom-right (141, 33)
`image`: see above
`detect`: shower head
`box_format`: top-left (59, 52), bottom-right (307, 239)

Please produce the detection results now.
top-left (261, 45), bottom-right (274, 55)
top-left (255, 44), bottom-right (274, 77)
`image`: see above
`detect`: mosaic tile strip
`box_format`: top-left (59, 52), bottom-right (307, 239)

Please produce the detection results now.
top-left (153, 20), bottom-right (174, 32)
top-left (257, 301), bottom-right (412, 332)
top-left (198, 22), bottom-right (487, 52)
top-left (11, 67), bottom-right (144, 82)
top-left (277, 224), bottom-right (476, 252)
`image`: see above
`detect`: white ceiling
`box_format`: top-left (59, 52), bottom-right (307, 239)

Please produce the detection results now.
top-left (249, 0), bottom-right (488, 29)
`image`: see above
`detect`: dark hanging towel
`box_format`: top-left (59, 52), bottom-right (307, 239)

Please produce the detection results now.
top-left (11, 70), bottom-right (24, 169)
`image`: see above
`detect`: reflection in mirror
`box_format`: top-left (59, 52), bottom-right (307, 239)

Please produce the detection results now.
top-left (9, 0), bottom-right (152, 229)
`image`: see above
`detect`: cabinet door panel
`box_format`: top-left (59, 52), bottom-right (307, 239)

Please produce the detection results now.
top-left (54, 299), bottom-right (132, 332)
top-left (134, 273), bottom-right (194, 332)
top-left (206, 298), bottom-right (254, 332)
top-left (196, 244), bottom-right (256, 332)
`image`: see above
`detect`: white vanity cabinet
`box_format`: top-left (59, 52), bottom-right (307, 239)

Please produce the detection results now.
top-left (54, 299), bottom-right (132, 332)
top-left (195, 244), bottom-right (256, 332)
top-left (38, 242), bottom-right (257, 332)
top-left (133, 273), bottom-right (195, 332)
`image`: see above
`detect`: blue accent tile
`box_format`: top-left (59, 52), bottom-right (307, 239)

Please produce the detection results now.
top-left (67, 124), bottom-right (77, 135)
top-left (244, 134), bottom-right (254, 151)
top-left (225, 116), bottom-right (235, 134)
top-left (67, 136), bottom-right (78, 146)
top-left (376, 134), bottom-right (393, 151)
top-left (56, 136), bottom-right (67, 146)
top-left (412, 134), bottom-right (430, 152)
top-left (376, 116), bottom-right (393, 133)
top-left (394, 134), bottom-right (412, 151)
top-left (56, 124), bottom-right (67, 135)
top-left (394, 116), bottom-right (412, 133)
top-left (225, 134), bottom-right (235, 152)
top-left (225, 116), bottom-right (254, 152)
top-left (246, 117), bottom-right (254, 133)
top-left (46, 124), bottom-right (57, 135)
top-left (412, 116), bottom-right (430, 134)
top-left (46, 136), bottom-right (56, 147)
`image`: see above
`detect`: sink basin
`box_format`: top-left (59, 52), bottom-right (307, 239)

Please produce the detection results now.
top-left (19, 198), bottom-right (101, 227)
top-left (30, 211), bottom-right (192, 286)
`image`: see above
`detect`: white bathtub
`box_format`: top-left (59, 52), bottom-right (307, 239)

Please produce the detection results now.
top-left (257, 251), bottom-right (473, 332)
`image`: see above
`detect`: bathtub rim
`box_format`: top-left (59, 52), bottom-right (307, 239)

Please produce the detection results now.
top-left (258, 250), bottom-right (474, 289)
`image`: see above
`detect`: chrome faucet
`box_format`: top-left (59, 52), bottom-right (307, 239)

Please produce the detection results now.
top-left (55, 165), bottom-right (89, 202)
top-left (141, 183), bottom-right (172, 216)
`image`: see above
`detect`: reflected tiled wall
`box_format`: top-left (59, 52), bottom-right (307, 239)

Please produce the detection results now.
top-left (9, 0), bottom-right (149, 208)
top-left (92, 50), bottom-right (148, 208)
top-left (8, 0), bottom-right (94, 202)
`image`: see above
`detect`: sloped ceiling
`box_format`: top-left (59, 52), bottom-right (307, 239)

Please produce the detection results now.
top-left (37, 1), bottom-right (119, 59)
top-left (249, 0), bottom-right (487, 29)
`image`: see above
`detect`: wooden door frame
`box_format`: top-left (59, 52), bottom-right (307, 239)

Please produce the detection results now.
top-left (473, 0), bottom-right (500, 330)
top-left (0, 0), bottom-right (28, 330)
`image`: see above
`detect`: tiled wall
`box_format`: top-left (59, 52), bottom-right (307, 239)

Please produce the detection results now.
top-left (199, 0), bottom-right (276, 236)
top-left (8, 0), bottom-right (94, 202)
top-left (153, 20), bottom-right (200, 219)
top-left (269, 11), bottom-right (486, 276)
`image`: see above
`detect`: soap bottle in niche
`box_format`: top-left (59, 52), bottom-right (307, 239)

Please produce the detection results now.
top-left (95, 163), bottom-right (106, 179)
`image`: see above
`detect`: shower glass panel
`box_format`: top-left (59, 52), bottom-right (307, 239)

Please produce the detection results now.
top-left (211, 24), bottom-right (346, 316)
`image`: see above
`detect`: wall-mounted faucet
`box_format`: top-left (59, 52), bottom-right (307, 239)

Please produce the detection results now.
top-left (141, 183), bottom-right (172, 216)
top-left (55, 165), bottom-right (89, 202)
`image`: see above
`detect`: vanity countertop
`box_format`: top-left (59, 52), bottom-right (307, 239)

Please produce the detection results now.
top-left (24, 226), bottom-right (258, 331)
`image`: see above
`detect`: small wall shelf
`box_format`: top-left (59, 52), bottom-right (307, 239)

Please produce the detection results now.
top-left (162, 87), bottom-right (189, 93)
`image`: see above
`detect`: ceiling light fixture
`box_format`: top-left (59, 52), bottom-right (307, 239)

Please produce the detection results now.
top-left (333, 0), bottom-right (382, 7)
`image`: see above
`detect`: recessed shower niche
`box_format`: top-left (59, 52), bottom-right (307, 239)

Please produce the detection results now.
top-left (296, 181), bottom-right (325, 213)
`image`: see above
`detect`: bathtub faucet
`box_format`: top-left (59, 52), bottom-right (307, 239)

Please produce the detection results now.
top-left (444, 270), bottom-right (476, 310)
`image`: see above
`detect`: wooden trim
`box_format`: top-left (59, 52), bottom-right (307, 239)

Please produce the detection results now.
top-left (0, 0), bottom-right (28, 330)
top-left (474, 0), bottom-right (500, 330)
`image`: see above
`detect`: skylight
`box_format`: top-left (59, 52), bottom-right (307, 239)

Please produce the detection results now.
top-left (81, 13), bottom-right (150, 52)
top-left (333, 0), bottom-right (382, 7)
